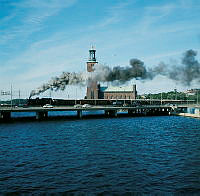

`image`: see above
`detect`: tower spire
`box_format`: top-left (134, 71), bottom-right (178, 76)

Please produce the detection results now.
top-left (88, 46), bottom-right (96, 62)
top-left (87, 47), bottom-right (98, 72)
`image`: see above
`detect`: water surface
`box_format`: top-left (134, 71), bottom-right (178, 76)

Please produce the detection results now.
top-left (0, 116), bottom-right (200, 194)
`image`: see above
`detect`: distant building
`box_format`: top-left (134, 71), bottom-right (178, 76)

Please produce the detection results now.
top-left (86, 48), bottom-right (137, 99)
top-left (185, 88), bottom-right (200, 96)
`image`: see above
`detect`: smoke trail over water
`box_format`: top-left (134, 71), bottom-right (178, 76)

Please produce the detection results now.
top-left (30, 49), bottom-right (200, 97)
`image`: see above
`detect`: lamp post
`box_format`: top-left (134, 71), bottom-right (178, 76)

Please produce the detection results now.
top-left (149, 93), bottom-right (151, 105)
top-left (49, 90), bottom-right (52, 104)
top-left (10, 85), bottom-right (13, 108)
top-left (124, 89), bottom-right (125, 105)
top-left (75, 87), bottom-right (77, 105)
top-left (18, 89), bottom-right (21, 106)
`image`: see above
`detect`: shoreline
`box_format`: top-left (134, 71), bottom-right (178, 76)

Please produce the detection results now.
top-left (173, 112), bottom-right (200, 119)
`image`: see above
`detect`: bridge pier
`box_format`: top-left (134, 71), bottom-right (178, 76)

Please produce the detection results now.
top-left (105, 110), bottom-right (109, 117)
top-left (105, 110), bottom-right (117, 117)
top-left (1, 111), bottom-right (11, 121)
top-left (77, 110), bottom-right (83, 119)
top-left (143, 109), bottom-right (147, 116)
top-left (128, 109), bottom-right (135, 116)
top-left (36, 111), bottom-right (48, 120)
top-left (128, 109), bottom-right (132, 115)
top-left (111, 110), bottom-right (117, 117)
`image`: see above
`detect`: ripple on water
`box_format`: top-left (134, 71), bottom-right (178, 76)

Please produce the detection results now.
top-left (0, 116), bottom-right (200, 194)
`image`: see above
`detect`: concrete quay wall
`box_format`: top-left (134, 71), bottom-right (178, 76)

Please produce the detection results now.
top-left (173, 107), bottom-right (200, 118)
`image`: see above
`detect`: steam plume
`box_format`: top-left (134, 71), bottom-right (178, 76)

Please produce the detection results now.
top-left (93, 58), bottom-right (148, 83)
top-left (30, 49), bottom-right (200, 97)
top-left (147, 49), bottom-right (200, 85)
top-left (93, 49), bottom-right (200, 84)
top-left (29, 72), bottom-right (86, 97)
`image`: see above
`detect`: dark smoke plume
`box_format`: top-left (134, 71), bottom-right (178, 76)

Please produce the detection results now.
top-left (30, 49), bottom-right (200, 97)
top-left (30, 72), bottom-right (86, 97)
top-left (150, 49), bottom-right (200, 85)
top-left (93, 59), bottom-right (148, 83)
top-left (93, 49), bottom-right (200, 85)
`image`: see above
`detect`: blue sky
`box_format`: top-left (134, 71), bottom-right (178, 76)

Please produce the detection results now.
top-left (0, 0), bottom-right (200, 99)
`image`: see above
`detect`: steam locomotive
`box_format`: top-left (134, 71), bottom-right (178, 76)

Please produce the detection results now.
top-left (27, 97), bottom-right (194, 107)
top-left (27, 97), bottom-right (148, 107)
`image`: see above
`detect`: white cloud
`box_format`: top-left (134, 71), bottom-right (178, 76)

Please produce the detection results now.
top-left (15, 0), bottom-right (76, 9)
top-left (89, 0), bottom-right (134, 29)
top-left (0, 0), bottom-right (77, 45)
top-left (131, 0), bottom-right (200, 37)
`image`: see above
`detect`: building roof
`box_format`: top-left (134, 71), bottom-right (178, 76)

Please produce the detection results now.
top-left (100, 85), bottom-right (135, 92)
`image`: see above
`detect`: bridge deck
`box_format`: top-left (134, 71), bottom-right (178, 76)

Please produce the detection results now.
top-left (0, 105), bottom-right (172, 112)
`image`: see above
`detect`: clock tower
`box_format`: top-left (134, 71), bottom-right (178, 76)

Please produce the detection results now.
top-left (86, 47), bottom-right (99, 99)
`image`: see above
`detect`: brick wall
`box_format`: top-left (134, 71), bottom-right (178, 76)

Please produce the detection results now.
top-left (104, 92), bottom-right (136, 99)
top-left (86, 81), bottom-right (99, 99)
top-left (87, 62), bottom-right (97, 72)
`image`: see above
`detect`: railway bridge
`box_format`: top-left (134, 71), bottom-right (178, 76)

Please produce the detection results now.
top-left (0, 105), bottom-right (174, 121)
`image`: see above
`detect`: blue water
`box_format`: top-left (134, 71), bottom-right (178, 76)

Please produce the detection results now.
top-left (0, 115), bottom-right (200, 194)
top-left (11, 110), bottom-right (105, 118)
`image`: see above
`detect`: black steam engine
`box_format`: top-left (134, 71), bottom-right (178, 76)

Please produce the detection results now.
top-left (27, 97), bottom-right (195, 107)
top-left (28, 97), bottom-right (160, 107)
top-left (27, 97), bottom-right (113, 106)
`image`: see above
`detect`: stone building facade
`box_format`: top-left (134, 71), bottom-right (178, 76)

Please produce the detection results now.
top-left (99, 85), bottom-right (137, 99)
top-left (86, 48), bottom-right (137, 99)
top-left (86, 47), bottom-right (99, 99)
